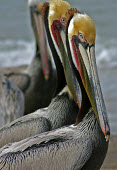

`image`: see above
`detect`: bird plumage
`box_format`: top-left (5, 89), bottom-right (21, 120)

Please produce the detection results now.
top-left (0, 75), bottom-right (24, 127)
top-left (0, 3), bottom-right (56, 115)
top-left (0, 3), bottom-right (110, 170)
top-left (0, 86), bottom-right (78, 148)
top-left (0, 109), bottom-right (108, 170)
top-left (0, 0), bottom-right (76, 147)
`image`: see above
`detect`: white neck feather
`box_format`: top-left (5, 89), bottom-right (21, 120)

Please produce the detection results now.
top-left (59, 86), bottom-right (73, 99)
top-left (50, 31), bottom-right (63, 64)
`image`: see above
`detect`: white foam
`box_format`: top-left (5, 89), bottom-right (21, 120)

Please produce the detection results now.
top-left (96, 44), bottom-right (117, 68)
top-left (28, 0), bottom-right (40, 7)
top-left (0, 37), bottom-right (117, 69)
top-left (0, 39), bottom-right (35, 68)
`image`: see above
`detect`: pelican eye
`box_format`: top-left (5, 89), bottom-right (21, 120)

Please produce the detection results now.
top-left (79, 33), bottom-right (83, 39)
top-left (78, 32), bottom-right (87, 43)
top-left (60, 17), bottom-right (66, 24)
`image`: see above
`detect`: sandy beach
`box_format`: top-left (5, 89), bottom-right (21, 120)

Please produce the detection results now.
top-left (101, 135), bottom-right (117, 170)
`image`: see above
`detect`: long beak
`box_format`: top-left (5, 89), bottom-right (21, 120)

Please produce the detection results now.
top-left (51, 20), bottom-right (81, 108)
top-left (71, 36), bottom-right (110, 141)
top-left (30, 7), bottom-right (50, 80)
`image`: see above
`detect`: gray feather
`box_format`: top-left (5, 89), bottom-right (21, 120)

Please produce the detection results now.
top-left (0, 109), bottom-right (108, 170)
top-left (0, 75), bottom-right (24, 127)
top-left (0, 90), bottom-right (78, 148)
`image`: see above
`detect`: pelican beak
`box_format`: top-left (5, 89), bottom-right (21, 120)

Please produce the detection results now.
top-left (71, 35), bottom-right (110, 141)
top-left (30, 6), bottom-right (50, 80)
top-left (51, 20), bottom-right (63, 47)
top-left (51, 20), bottom-right (81, 108)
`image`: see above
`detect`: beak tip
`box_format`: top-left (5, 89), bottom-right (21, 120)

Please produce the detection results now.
top-left (105, 134), bottom-right (110, 142)
top-left (44, 74), bottom-right (49, 80)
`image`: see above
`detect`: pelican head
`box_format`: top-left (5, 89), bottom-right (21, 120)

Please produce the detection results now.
top-left (49, 7), bottom-right (110, 141)
top-left (48, 0), bottom-right (71, 30)
top-left (46, 1), bottom-right (82, 107)
top-left (28, 0), bottom-right (50, 80)
top-left (66, 11), bottom-right (110, 141)
top-left (47, 0), bottom-right (71, 63)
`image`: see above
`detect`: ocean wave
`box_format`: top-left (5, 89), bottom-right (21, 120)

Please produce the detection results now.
top-left (0, 39), bottom-right (116, 134)
top-left (96, 38), bottom-right (117, 68)
top-left (0, 39), bottom-right (117, 68)
top-left (96, 48), bottom-right (117, 68)
top-left (0, 40), bottom-right (35, 68)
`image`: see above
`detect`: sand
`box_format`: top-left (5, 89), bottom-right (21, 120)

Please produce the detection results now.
top-left (101, 135), bottom-right (117, 170)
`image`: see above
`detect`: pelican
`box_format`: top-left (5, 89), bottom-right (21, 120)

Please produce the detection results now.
top-left (0, 9), bottom-right (110, 170)
top-left (0, 0), bottom-right (56, 115)
top-left (0, 0), bottom-right (78, 148)
top-left (0, 74), bottom-right (24, 127)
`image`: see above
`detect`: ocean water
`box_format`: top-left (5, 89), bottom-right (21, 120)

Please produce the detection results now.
top-left (0, 0), bottom-right (117, 134)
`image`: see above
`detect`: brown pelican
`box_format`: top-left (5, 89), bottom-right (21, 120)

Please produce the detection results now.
top-left (0, 0), bottom-right (78, 148)
top-left (0, 9), bottom-right (110, 170)
top-left (0, 1), bottom-right (56, 115)
top-left (0, 75), bottom-right (24, 127)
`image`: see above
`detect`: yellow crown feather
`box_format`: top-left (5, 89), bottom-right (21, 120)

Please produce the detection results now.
top-left (69, 13), bottom-right (96, 44)
top-left (49, 0), bottom-right (71, 30)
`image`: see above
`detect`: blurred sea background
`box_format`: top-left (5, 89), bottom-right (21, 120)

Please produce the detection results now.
top-left (0, 0), bottom-right (117, 134)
